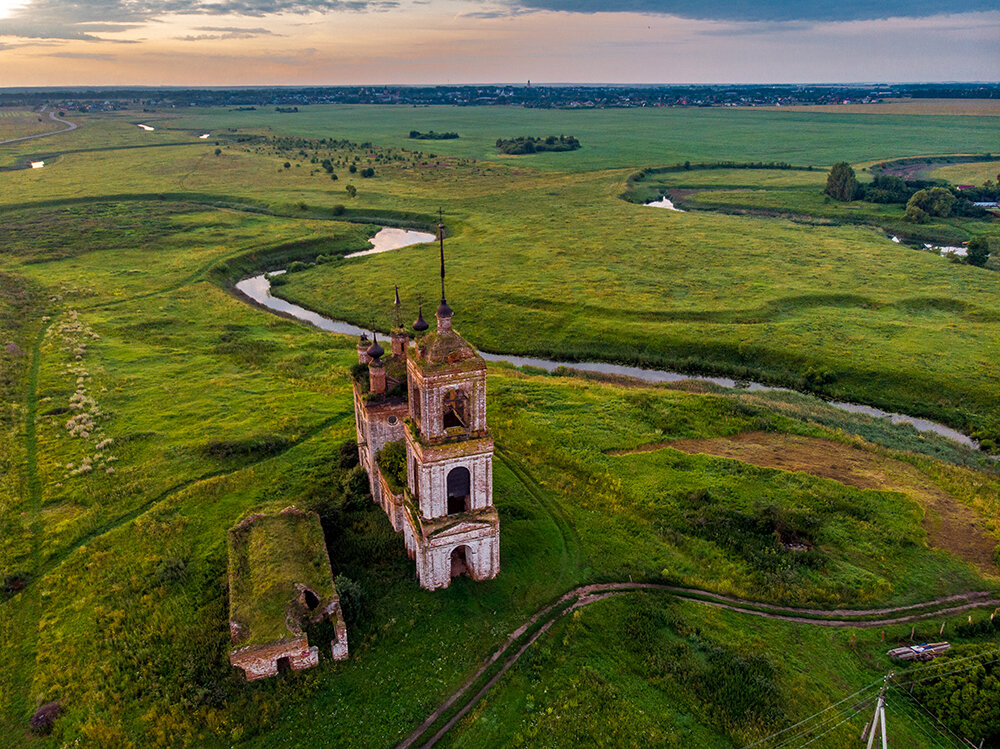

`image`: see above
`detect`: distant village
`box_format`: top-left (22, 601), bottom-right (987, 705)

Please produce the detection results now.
top-left (2, 82), bottom-right (998, 112)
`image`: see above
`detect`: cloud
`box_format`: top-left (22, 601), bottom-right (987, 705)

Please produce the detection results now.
top-left (0, 0), bottom-right (396, 41)
top-left (46, 51), bottom-right (117, 59)
top-left (178, 25), bottom-right (281, 40)
top-left (502, 0), bottom-right (1000, 22)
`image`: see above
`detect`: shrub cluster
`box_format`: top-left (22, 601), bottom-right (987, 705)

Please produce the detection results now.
top-left (496, 135), bottom-right (580, 154)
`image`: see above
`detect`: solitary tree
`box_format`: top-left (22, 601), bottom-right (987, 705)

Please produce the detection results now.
top-left (825, 162), bottom-right (860, 201)
top-left (345, 184), bottom-right (357, 198)
top-left (967, 236), bottom-right (991, 268)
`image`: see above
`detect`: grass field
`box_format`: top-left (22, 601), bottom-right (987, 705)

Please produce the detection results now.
top-left (0, 109), bottom-right (62, 142)
top-left (1, 104), bottom-right (999, 747)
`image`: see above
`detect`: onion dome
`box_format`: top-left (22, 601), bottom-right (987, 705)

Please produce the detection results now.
top-left (413, 305), bottom-right (429, 332)
top-left (437, 299), bottom-right (453, 319)
top-left (366, 333), bottom-right (384, 360)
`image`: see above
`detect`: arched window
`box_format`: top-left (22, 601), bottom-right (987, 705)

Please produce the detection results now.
top-left (443, 389), bottom-right (467, 430)
top-left (446, 466), bottom-right (471, 514)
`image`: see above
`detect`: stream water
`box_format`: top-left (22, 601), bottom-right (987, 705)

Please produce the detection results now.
top-left (234, 228), bottom-right (985, 452)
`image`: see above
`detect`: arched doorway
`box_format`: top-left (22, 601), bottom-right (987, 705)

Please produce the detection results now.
top-left (446, 466), bottom-right (470, 514)
top-left (450, 545), bottom-right (470, 578)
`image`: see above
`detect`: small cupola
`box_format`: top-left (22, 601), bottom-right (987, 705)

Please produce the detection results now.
top-left (366, 333), bottom-right (385, 361)
top-left (413, 305), bottom-right (429, 332)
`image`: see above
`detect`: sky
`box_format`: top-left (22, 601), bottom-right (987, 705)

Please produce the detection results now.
top-left (0, 1), bottom-right (998, 86)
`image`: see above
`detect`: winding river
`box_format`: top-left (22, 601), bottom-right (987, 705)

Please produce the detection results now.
top-left (235, 228), bottom-right (985, 453)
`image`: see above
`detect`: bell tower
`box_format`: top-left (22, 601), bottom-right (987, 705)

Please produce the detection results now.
top-left (400, 215), bottom-right (499, 589)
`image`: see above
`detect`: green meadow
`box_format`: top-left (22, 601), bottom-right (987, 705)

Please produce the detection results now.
top-left (1, 104), bottom-right (999, 747)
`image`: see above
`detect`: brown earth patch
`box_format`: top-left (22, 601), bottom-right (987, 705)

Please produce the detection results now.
top-left (615, 431), bottom-right (998, 573)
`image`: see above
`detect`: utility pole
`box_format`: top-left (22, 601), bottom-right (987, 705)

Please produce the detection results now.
top-left (863, 673), bottom-right (893, 748)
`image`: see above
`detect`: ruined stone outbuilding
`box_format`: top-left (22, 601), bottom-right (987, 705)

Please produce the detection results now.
top-left (353, 226), bottom-right (500, 590)
top-left (227, 506), bottom-right (348, 681)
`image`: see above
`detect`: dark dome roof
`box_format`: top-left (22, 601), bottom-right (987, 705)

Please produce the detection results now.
top-left (437, 300), bottom-right (453, 318)
top-left (413, 306), bottom-right (429, 332)
top-left (366, 335), bottom-right (384, 360)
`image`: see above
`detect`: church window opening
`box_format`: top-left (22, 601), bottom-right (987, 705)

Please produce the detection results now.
top-left (446, 466), bottom-right (471, 514)
top-left (450, 545), bottom-right (470, 578)
top-left (443, 389), bottom-right (467, 430)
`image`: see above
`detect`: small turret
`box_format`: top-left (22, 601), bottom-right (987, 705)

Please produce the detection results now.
top-left (357, 332), bottom-right (371, 364)
top-left (367, 333), bottom-right (386, 395)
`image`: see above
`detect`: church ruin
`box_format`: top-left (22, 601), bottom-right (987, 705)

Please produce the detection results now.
top-left (227, 507), bottom-right (349, 680)
top-left (352, 221), bottom-right (500, 590)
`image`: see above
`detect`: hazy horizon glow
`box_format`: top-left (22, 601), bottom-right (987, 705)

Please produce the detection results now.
top-left (1, 1), bottom-right (998, 86)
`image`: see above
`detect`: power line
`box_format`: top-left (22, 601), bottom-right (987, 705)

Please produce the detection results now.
top-left (790, 705), bottom-right (869, 749)
top-left (744, 679), bottom-right (882, 748)
top-left (892, 685), bottom-right (973, 749)
top-left (769, 698), bottom-right (877, 749)
top-left (892, 655), bottom-right (998, 689)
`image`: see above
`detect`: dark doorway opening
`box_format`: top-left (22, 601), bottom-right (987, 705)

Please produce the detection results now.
top-left (303, 589), bottom-right (319, 610)
top-left (447, 466), bottom-right (471, 514)
top-left (450, 546), bottom-right (469, 578)
top-left (276, 656), bottom-right (291, 674)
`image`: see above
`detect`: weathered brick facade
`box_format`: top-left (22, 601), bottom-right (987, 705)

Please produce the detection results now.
top-left (353, 302), bottom-right (500, 591)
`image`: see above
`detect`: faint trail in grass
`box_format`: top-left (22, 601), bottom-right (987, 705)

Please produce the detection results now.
top-left (0, 110), bottom-right (76, 146)
top-left (6, 320), bottom-right (51, 725)
top-left (5, 411), bottom-right (349, 599)
top-left (400, 582), bottom-right (1000, 748)
top-left (495, 448), bottom-right (581, 575)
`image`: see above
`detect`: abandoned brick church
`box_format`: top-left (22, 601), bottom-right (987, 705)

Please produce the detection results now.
top-left (352, 224), bottom-right (500, 590)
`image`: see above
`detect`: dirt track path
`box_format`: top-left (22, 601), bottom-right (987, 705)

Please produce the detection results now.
top-left (398, 583), bottom-right (1000, 748)
top-left (0, 110), bottom-right (77, 146)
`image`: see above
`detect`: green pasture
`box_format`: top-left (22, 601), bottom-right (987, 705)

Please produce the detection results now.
top-left (150, 105), bottom-right (1000, 171)
top-left (929, 159), bottom-right (1000, 185)
top-left (2, 104), bottom-right (999, 746)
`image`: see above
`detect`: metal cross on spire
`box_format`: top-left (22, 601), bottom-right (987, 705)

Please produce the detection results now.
top-left (438, 207), bottom-right (446, 305)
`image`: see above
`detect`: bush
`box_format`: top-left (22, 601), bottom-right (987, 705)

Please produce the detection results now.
top-left (30, 701), bottom-right (62, 736)
top-left (330, 204), bottom-right (345, 216)
top-left (154, 557), bottom-right (187, 585)
top-left (907, 187), bottom-right (956, 218)
top-left (334, 574), bottom-right (364, 624)
top-left (341, 465), bottom-right (370, 510)
top-left (967, 236), bottom-right (991, 268)
top-left (376, 441), bottom-right (407, 493)
top-left (912, 648), bottom-right (1000, 742)
top-left (338, 439), bottom-right (359, 470)
top-left (360, 167), bottom-right (375, 178)
top-left (904, 204), bottom-right (928, 224)
top-left (2, 571), bottom-right (29, 598)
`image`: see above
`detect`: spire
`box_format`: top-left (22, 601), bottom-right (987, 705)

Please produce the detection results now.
top-left (393, 284), bottom-right (403, 329)
top-left (436, 208), bottom-right (453, 323)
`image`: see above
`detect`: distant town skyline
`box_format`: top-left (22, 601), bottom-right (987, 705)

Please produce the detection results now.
top-left (1, 1), bottom-right (998, 86)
